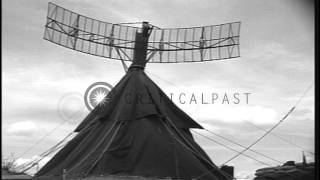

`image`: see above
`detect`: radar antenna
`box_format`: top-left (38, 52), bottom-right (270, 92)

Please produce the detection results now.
top-left (44, 2), bottom-right (240, 66)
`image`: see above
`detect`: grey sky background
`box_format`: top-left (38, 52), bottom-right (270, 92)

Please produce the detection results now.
top-left (2, 0), bottom-right (314, 179)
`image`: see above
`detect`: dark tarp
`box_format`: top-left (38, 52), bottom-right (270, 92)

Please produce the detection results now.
top-left (33, 69), bottom-right (229, 180)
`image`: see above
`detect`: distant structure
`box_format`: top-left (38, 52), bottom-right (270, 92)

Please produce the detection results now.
top-left (33, 2), bottom-right (241, 180)
top-left (254, 153), bottom-right (315, 180)
top-left (221, 165), bottom-right (234, 177)
top-left (2, 169), bottom-right (32, 180)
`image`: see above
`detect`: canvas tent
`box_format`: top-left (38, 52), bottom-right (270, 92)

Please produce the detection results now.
top-left (33, 65), bottom-right (231, 180)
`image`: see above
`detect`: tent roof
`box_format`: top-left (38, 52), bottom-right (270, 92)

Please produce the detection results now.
top-left (75, 69), bottom-right (203, 132)
top-left (34, 68), bottom-right (229, 180)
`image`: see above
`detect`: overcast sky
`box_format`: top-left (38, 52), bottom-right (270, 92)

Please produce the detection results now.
top-left (2, 0), bottom-right (314, 179)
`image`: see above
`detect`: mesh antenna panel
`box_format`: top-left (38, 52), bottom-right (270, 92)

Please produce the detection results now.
top-left (44, 2), bottom-right (240, 63)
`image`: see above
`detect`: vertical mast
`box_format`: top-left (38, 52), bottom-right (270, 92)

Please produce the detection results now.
top-left (130, 22), bottom-right (152, 69)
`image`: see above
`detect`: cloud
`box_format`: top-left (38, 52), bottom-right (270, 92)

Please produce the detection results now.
top-left (6, 121), bottom-right (38, 137)
top-left (193, 105), bottom-right (278, 125)
top-left (15, 155), bottom-right (52, 175)
top-left (235, 171), bottom-right (254, 180)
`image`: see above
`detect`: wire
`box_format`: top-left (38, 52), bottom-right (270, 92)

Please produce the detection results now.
top-left (19, 136), bottom-right (72, 173)
top-left (222, 82), bottom-right (313, 165)
top-left (192, 130), bottom-right (272, 180)
top-left (17, 106), bottom-right (86, 159)
top-left (147, 70), bottom-right (313, 180)
top-left (16, 121), bottom-right (68, 159)
top-left (148, 70), bottom-right (284, 163)
top-left (243, 119), bottom-right (314, 155)
top-left (293, 82), bottom-right (314, 107)
top-left (148, 70), bottom-right (314, 160)
top-left (203, 129), bottom-right (284, 164)
top-left (16, 130), bottom-right (77, 172)
top-left (223, 107), bottom-right (295, 165)
top-left (162, 122), bottom-right (235, 180)
top-left (191, 130), bottom-right (272, 167)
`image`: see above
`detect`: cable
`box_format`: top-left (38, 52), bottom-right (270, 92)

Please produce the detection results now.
top-left (148, 70), bottom-right (285, 163)
top-left (293, 82), bottom-right (314, 107)
top-left (203, 129), bottom-right (284, 164)
top-left (223, 107), bottom-right (295, 165)
top-left (163, 122), bottom-right (235, 180)
top-left (243, 119), bottom-right (314, 155)
top-left (222, 82), bottom-right (313, 165)
top-left (16, 121), bottom-right (68, 159)
top-left (16, 132), bottom-right (76, 172)
top-left (191, 130), bottom-right (272, 167)
top-left (19, 139), bottom-right (70, 173)
top-left (17, 106), bottom-right (86, 159)
top-left (148, 70), bottom-right (314, 158)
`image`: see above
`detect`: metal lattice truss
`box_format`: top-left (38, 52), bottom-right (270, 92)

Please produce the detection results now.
top-left (44, 2), bottom-right (240, 63)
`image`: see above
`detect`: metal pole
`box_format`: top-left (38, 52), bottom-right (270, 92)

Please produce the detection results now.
top-left (62, 169), bottom-right (67, 180)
